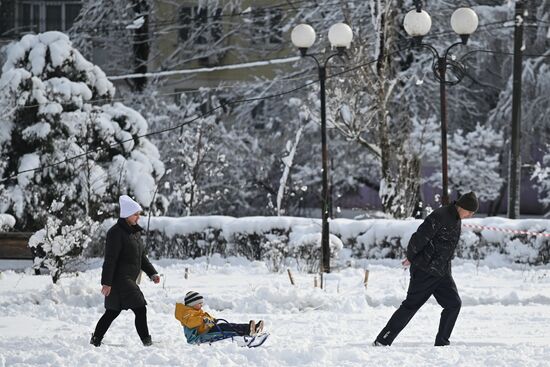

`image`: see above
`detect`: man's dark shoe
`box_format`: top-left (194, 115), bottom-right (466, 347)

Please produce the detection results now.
top-left (435, 341), bottom-right (450, 346)
top-left (372, 340), bottom-right (388, 346)
top-left (142, 335), bottom-right (153, 346)
top-left (90, 333), bottom-right (102, 347)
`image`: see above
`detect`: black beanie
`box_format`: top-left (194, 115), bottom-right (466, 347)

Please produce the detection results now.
top-left (456, 191), bottom-right (479, 212)
top-left (185, 291), bottom-right (204, 307)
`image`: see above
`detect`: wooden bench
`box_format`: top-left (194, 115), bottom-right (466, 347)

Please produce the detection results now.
top-left (0, 232), bottom-right (34, 260)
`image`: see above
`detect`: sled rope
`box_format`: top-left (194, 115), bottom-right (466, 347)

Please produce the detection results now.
top-left (462, 223), bottom-right (550, 237)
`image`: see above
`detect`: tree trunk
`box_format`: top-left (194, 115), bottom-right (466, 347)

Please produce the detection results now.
top-left (132, 0), bottom-right (150, 91)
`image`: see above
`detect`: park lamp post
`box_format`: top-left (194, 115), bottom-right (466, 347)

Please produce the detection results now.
top-left (291, 23), bottom-right (353, 274)
top-left (404, 7), bottom-right (478, 205)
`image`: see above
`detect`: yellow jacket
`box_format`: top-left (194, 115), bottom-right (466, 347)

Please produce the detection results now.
top-left (175, 303), bottom-right (215, 335)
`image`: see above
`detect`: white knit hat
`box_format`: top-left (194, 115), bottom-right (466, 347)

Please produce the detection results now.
top-left (185, 291), bottom-right (204, 307)
top-left (119, 195), bottom-right (142, 218)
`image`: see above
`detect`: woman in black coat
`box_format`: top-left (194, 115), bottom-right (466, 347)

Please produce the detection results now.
top-left (90, 195), bottom-right (160, 347)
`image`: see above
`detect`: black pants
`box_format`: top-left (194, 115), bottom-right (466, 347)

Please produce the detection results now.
top-left (208, 322), bottom-right (250, 336)
top-left (375, 267), bottom-right (462, 346)
top-left (93, 307), bottom-right (150, 340)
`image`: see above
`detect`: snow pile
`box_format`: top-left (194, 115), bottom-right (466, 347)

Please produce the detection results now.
top-left (1, 258), bottom-right (550, 366)
top-left (0, 214), bottom-right (15, 231)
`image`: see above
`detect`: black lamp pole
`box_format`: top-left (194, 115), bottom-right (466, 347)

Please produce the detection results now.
top-left (298, 48), bottom-right (345, 274)
top-left (412, 38), bottom-right (467, 205)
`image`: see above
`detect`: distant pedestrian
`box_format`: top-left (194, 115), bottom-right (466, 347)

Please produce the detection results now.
top-left (373, 192), bottom-right (479, 347)
top-left (90, 195), bottom-right (160, 347)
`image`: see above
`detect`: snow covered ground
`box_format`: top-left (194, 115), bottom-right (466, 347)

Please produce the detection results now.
top-left (1, 257), bottom-right (550, 366)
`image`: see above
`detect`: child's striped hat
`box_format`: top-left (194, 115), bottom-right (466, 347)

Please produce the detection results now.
top-left (185, 291), bottom-right (204, 307)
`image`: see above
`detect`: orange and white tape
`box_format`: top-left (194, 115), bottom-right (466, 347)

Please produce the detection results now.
top-left (462, 223), bottom-right (550, 238)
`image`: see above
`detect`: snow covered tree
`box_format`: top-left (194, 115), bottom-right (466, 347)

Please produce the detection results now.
top-left (531, 148), bottom-right (550, 215)
top-left (484, 1), bottom-right (550, 214)
top-left (69, 0), bottom-right (152, 91)
top-left (277, 0), bottom-right (433, 218)
top-left (0, 32), bottom-right (164, 281)
top-left (436, 124), bottom-right (505, 201)
top-left (137, 90), bottom-right (228, 216)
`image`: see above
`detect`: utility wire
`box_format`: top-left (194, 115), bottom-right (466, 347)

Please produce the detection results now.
top-left (5, 35), bottom-right (549, 117)
top-left (0, 65), bottom-right (316, 117)
top-left (460, 49), bottom-right (550, 62)
top-left (58, 0), bottom-right (363, 35)
top-left (1, 18), bottom-right (548, 180)
top-left (0, 51), bottom-right (404, 183)
top-left (0, 80), bottom-right (320, 184)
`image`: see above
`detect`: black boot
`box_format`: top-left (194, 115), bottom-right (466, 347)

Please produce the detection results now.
top-left (90, 333), bottom-right (103, 347)
top-left (142, 335), bottom-right (153, 347)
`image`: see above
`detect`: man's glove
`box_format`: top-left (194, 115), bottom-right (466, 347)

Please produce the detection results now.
top-left (203, 317), bottom-right (215, 327)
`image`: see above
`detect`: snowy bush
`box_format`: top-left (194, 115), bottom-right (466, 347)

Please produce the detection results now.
top-left (0, 213), bottom-right (16, 231)
top-left (29, 215), bottom-right (99, 283)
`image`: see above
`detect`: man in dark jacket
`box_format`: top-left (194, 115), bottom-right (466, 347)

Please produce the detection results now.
top-left (90, 195), bottom-right (160, 347)
top-left (373, 192), bottom-right (479, 347)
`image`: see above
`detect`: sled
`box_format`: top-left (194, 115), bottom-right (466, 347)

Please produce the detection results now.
top-left (242, 332), bottom-right (270, 348)
top-left (184, 319), bottom-right (269, 348)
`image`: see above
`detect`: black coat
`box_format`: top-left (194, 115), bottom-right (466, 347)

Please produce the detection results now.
top-left (406, 204), bottom-right (462, 277)
top-left (101, 218), bottom-right (157, 310)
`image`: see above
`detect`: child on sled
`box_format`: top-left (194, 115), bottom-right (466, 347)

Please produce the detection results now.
top-left (175, 291), bottom-right (265, 344)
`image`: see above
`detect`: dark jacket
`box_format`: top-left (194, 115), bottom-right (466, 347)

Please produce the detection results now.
top-left (406, 204), bottom-right (462, 277)
top-left (101, 218), bottom-right (157, 310)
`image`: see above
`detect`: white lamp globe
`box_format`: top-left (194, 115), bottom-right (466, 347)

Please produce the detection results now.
top-left (451, 8), bottom-right (479, 35)
top-left (403, 9), bottom-right (432, 37)
top-left (328, 23), bottom-right (353, 48)
top-left (291, 24), bottom-right (316, 49)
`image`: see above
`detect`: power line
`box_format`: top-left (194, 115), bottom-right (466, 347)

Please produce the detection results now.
top-left (3, 18), bottom-right (542, 116)
top-left (0, 51), bottom-right (402, 183)
top-left (65, 0), bottom-right (357, 35)
top-left (460, 49), bottom-right (550, 62)
top-left (0, 59), bottom-right (318, 118)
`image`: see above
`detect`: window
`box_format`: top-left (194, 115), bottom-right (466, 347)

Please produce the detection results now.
top-left (17, 1), bottom-right (82, 34)
top-left (251, 8), bottom-right (283, 45)
top-left (178, 6), bottom-right (222, 46)
top-left (45, 5), bottom-right (62, 31)
top-left (21, 3), bottom-right (41, 33)
top-left (64, 4), bottom-right (82, 29)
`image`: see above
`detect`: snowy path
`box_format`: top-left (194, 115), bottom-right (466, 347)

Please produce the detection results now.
top-left (1, 258), bottom-right (550, 366)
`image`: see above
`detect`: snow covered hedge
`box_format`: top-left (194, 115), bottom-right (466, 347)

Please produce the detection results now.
top-left (90, 216), bottom-right (550, 270)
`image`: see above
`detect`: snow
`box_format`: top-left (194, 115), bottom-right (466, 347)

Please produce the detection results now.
top-left (126, 17), bottom-right (145, 30)
top-left (2, 31), bottom-right (115, 98)
top-left (16, 153), bottom-right (40, 188)
top-left (277, 128), bottom-right (303, 215)
top-left (107, 56), bottom-right (301, 80)
top-left (21, 122), bottom-right (52, 140)
top-left (0, 214), bottom-right (15, 231)
top-left (1, 258), bottom-right (550, 366)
